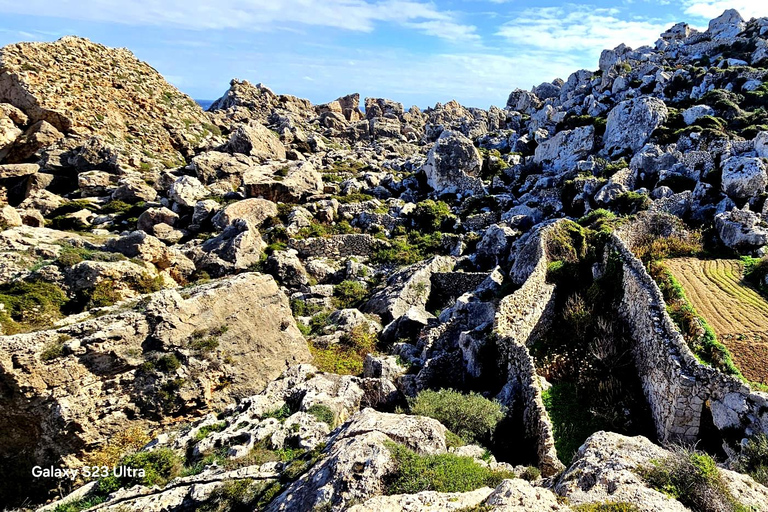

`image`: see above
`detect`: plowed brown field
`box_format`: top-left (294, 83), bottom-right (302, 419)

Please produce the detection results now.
top-left (665, 258), bottom-right (768, 385)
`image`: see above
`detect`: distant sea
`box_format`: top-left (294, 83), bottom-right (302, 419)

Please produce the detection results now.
top-left (195, 99), bottom-right (214, 110)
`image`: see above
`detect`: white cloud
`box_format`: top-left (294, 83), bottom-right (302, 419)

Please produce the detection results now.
top-left (496, 4), bottom-right (674, 55)
top-left (681, 0), bottom-right (767, 21)
top-left (0, 0), bottom-right (478, 41)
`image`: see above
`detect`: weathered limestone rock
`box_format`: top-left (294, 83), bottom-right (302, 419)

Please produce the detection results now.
top-left (364, 256), bottom-right (455, 324)
top-left (225, 121), bottom-right (286, 160)
top-left (715, 208), bottom-right (768, 250)
top-left (196, 219), bottom-right (266, 276)
top-left (422, 130), bottom-right (485, 197)
top-left (104, 231), bottom-right (195, 282)
top-left (707, 8), bottom-right (745, 40)
top-left (211, 197), bottom-right (278, 230)
top-left (349, 488), bottom-right (493, 511)
top-left (190, 150), bottom-right (256, 186)
top-left (682, 105), bottom-right (715, 125)
top-left (267, 408), bottom-right (448, 511)
top-left (169, 175), bottom-right (209, 207)
top-left (603, 97), bottom-right (668, 155)
top-left (3, 120), bottom-right (64, 163)
top-left (534, 125), bottom-right (595, 171)
top-left (555, 431), bottom-right (768, 511)
top-left (0, 272), bottom-right (309, 502)
top-left (721, 156), bottom-right (767, 200)
top-left (136, 207), bottom-right (179, 234)
top-left (0, 204), bottom-right (22, 228)
top-left (243, 160), bottom-right (323, 202)
top-left (0, 36), bottom-right (214, 169)
top-left (111, 175), bottom-right (158, 203)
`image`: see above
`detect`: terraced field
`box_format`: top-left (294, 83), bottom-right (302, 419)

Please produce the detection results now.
top-left (665, 258), bottom-right (768, 384)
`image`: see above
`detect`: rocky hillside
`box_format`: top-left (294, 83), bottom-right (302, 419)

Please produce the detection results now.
top-left (2, 8), bottom-right (768, 512)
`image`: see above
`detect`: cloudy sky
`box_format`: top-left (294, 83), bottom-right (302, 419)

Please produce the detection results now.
top-left (0, 1), bottom-right (765, 108)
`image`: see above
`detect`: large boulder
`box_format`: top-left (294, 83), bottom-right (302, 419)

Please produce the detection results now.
top-left (169, 175), bottom-right (210, 208)
top-left (715, 208), bottom-right (768, 250)
top-left (422, 130), bottom-right (485, 197)
top-left (196, 219), bottom-right (266, 276)
top-left (0, 36), bottom-right (214, 170)
top-left (0, 272), bottom-right (310, 504)
top-left (603, 97), bottom-right (668, 155)
top-left (225, 121), bottom-right (286, 160)
top-left (721, 156), bottom-right (767, 200)
top-left (364, 256), bottom-right (455, 325)
top-left (266, 408), bottom-right (448, 511)
top-left (243, 160), bottom-right (323, 203)
top-left (707, 8), bottom-right (745, 40)
top-left (534, 125), bottom-right (595, 171)
top-left (2, 120), bottom-right (64, 163)
top-left (211, 198), bottom-right (278, 231)
top-left (555, 431), bottom-right (768, 511)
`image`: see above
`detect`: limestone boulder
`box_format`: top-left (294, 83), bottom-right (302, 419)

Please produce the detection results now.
top-left (707, 8), bottom-right (745, 40)
top-left (225, 121), bottom-right (286, 160)
top-left (715, 208), bottom-right (768, 250)
top-left (211, 197), bottom-right (278, 230)
top-left (243, 160), bottom-right (323, 203)
top-left (169, 175), bottom-right (210, 208)
top-left (721, 156), bottom-right (767, 200)
top-left (603, 97), bottom-right (668, 155)
top-left (534, 125), bottom-right (595, 172)
top-left (196, 219), bottom-right (266, 276)
top-left (422, 130), bottom-right (485, 197)
top-left (0, 272), bottom-right (310, 503)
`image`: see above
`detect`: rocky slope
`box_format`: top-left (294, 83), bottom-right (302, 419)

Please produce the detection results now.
top-left (2, 7), bottom-right (768, 512)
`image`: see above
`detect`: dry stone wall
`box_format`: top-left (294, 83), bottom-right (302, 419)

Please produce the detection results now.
top-left (493, 222), bottom-right (563, 476)
top-left (611, 234), bottom-right (768, 445)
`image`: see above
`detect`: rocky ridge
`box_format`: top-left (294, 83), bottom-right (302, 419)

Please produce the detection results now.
top-left (2, 8), bottom-right (768, 512)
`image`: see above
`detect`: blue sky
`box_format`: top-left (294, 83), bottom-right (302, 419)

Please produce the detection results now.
top-left (0, 1), bottom-right (765, 109)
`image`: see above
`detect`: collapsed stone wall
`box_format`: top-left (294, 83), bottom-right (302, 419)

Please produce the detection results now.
top-left (610, 234), bottom-right (768, 446)
top-left (289, 233), bottom-right (383, 258)
top-left (493, 223), bottom-right (563, 476)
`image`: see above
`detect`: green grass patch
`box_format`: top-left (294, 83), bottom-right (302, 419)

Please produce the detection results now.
top-left (194, 421), bottom-right (228, 442)
top-left (309, 324), bottom-right (377, 375)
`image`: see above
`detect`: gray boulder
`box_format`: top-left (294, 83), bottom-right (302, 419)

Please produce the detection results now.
top-left (226, 121), bottom-right (286, 160)
top-left (422, 130), bottom-right (485, 197)
top-left (211, 198), bottom-right (278, 230)
top-left (603, 97), bottom-right (668, 155)
top-left (243, 160), bottom-right (323, 203)
top-left (721, 156), bottom-right (767, 200)
top-left (534, 125), bottom-right (595, 171)
top-left (715, 208), bottom-right (768, 250)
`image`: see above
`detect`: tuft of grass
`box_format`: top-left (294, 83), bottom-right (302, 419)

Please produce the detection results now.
top-left (39, 335), bottom-right (70, 362)
top-left (194, 421), bottom-right (228, 442)
top-left (383, 441), bottom-right (514, 495)
top-left (408, 389), bottom-right (504, 446)
top-left (306, 404), bottom-right (336, 428)
top-left (0, 280), bottom-right (69, 334)
top-left (542, 382), bottom-right (598, 464)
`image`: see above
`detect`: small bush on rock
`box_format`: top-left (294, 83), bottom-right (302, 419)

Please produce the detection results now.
top-left (384, 441), bottom-right (514, 495)
top-left (638, 448), bottom-right (746, 512)
top-left (409, 389), bottom-right (504, 446)
top-left (735, 433), bottom-right (768, 487)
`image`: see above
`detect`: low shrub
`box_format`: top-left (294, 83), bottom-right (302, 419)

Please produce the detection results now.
top-left (40, 335), bottom-right (69, 361)
top-left (613, 191), bottom-right (651, 215)
top-left (332, 280), bottom-right (368, 309)
top-left (408, 389), bottom-right (504, 446)
top-left (309, 324), bottom-right (377, 375)
top-left (638, 448), bottom-right (746, 512)
top-left (735, 433), bottom-right (768, 486)
top-left (407, 200), bottom-right (453, 231)
top-left (383, 441), bottom-right (514, 494)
